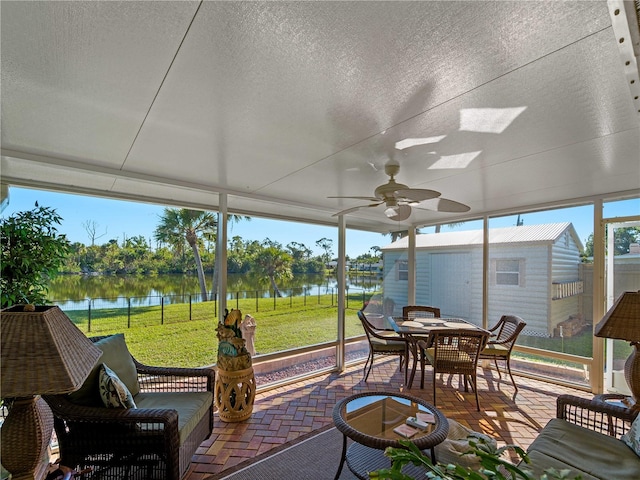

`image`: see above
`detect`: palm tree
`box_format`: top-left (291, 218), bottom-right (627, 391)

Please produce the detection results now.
top-left (252, 240), bottom-right (293, 297)
top-left (386, 230), bottom-right (421, 242)
top-left (211, 214), bottom-right (251, 299)
top-left (154, 208), bottom-right (217, 301)
top-left (435, 222), bottom-right (466, 233)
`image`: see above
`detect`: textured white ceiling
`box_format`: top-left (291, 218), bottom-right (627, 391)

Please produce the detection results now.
top-left (1, 1), bottom-right (639, 233)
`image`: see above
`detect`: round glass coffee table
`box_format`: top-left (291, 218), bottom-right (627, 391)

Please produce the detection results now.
top-left (332, 391), bottom-right (449, 480)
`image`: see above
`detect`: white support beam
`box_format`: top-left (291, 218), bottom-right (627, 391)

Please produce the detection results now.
top-left (408, 227), bottom-right (416, 305)
top-left (217, 193), bottom-right (228, 324)
top-left (337, 215), bottom-right (346, 372)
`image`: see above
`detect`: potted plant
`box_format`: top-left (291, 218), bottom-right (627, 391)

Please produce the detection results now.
top-left (213, 309), bottom-right (256, 422)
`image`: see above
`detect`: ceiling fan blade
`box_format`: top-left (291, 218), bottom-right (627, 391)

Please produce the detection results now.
top-left (417, 197), bottom-right (471, 213)
top-left (394, 188), bottom-right (441, 203)
top-left (327, 195), bottom-right (380, 202)
top-left (387, 204), bottom-right (411, 221)
top-left (332, 202), bottom-right (382, 217)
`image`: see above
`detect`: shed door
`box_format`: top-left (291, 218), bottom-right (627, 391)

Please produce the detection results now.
top-left (430, 253), bottom-right (471, 319)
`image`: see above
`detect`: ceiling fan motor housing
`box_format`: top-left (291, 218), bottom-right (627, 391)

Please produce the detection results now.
top-left (374, 179), bottom-right (408, 200)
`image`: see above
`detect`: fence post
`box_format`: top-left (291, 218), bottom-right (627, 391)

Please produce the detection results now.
top-left (214, 292), bottom-right (217, 317)
top-left (189, 294), bottom-right (192, 321)
top-left (236, 291), bottom-right (239, 310)
top-left (273, 290), bottom-right (276, 310)
top-left (304, 290), bottom-right (307, 306)
top-left (161, 297), bottom-right (164, 325)
top-left (127, 298), bottom-right (131, 328)
top-left (346, 286), bottom-right (349, 309)
top-left (88, 300), bottom-right (92, 333)
top-left (318, 286), bottom-right (321, 305)
top-left (255, 291), bottom-right (258, 312)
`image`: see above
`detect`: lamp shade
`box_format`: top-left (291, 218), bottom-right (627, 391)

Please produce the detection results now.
top-left (593, 291), bottom-right (640, 342)
top-left (1, 305), bottom-right (102, 398)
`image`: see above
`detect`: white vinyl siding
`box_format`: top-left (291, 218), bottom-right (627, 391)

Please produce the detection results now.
top-left (382, 223), bottom-right (583, 336)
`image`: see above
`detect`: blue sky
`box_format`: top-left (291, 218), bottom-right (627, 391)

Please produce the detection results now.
top-left (1, 187), bottom-right (385, 258)
top-left (2, 187), bottom-right (638, 257)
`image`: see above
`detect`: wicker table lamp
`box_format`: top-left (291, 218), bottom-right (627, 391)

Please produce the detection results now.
top-left (1, 305), bottom-right (102, 480)
top-left (594, 291), bottom-right (640, 406)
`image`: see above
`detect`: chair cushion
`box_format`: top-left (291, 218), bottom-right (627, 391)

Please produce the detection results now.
top-left (69, 334), bottom-right (140, 406)
top-left (98, 363), bottom-right (137, 409)
top-left (480, 343), bottom-right (509, 356)
top-left (135, 391), bottom-right (213, 445)
top-left (370, 337), bottom-right (405, 352)
top-left (424, 346), bottom-right (472, 365)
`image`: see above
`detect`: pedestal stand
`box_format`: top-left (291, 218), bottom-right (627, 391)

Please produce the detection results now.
top-left (215, 353), bottom-right (256, 422)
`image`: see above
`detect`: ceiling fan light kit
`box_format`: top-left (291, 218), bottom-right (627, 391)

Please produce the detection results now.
top-left (330, 161), bottom-right (470, 218)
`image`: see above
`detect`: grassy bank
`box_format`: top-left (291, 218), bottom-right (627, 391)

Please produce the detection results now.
top-left (61, 294), bottom-right (616, 370)
top-left (64, 296), bottom-right (365, 367)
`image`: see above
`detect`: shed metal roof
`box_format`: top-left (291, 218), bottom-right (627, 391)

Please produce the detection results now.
top-left (382, 222), bottom-right (581, 250)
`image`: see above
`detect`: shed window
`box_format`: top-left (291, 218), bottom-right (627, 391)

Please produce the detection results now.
top-left (495, 259), bottom-right (521, 286)
top-left (397, 260), bottom-right (408, 281)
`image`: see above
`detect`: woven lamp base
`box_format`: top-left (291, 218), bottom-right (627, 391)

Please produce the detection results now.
top-left (0, 396), bottom-right (53, 480)
top-left (625, 342), bottom-right (640, 404)
top-left (214, 366), bottom-right (256, 422)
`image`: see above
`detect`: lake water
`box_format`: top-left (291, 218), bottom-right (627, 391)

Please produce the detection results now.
top-left (49, 273), bottom-right (383, 310)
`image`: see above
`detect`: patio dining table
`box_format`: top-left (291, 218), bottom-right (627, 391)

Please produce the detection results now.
top-left (386, 316), bottom-right (488, 389)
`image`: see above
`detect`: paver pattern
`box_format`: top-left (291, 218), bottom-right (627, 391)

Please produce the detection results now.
top-left (186, 358), bottom-right (592, 479)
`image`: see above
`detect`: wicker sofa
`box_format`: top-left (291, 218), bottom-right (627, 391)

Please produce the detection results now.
top-left (523, 394), bottom-right (639, 479)
top-left (44, 334), bottom-right (215, 480)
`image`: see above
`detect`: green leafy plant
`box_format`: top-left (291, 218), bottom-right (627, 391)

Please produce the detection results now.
top-left (1, 203), bottom-right (71, 308)
top-left (369, 438), bottom-right (581, 480)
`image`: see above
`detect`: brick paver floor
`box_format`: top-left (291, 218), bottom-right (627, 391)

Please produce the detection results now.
top-left (186, 358), bottom-right (592, 479)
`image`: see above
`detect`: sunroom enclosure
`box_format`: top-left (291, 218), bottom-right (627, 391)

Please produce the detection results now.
top-left (3, 187), bottom-right (637, 396)
top-left (216, 194), bottom-right (640, 396)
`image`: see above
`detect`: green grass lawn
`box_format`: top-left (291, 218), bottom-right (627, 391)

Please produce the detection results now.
top-left (63, 295), bottom-right (621, 370)
top-left (64, 295), bottom-right (365, 367)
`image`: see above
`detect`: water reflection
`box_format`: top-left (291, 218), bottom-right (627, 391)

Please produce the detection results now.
top-left (49, 273), bottom-right (383, 310)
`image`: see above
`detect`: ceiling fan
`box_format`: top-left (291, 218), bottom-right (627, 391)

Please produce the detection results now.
top-left (329, 161), bottom-right (470, 221)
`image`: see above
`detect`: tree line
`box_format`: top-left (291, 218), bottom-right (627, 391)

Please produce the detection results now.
top-left (66, 208), bottom-right (382, 300)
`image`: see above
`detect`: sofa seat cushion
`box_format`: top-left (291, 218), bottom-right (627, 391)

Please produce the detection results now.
top-left (135, 391), bottom-right (212, 444)
top-left (526, 418), bottom-right (640, 480)
top-left (434, 419), bottom-right (497, 469)
top-left (525, 450), bottom-right (599, 480)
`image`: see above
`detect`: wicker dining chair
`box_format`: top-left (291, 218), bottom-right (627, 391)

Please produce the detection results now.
top-left (417, 329), bottom-right (489, 411)
top-left (402, 306), bottom-right (441, 388)
top-left (402, 305), bottom-right (441, 320)
top-left (357, 310), bottom-right (410, 382)
top-left (479, 315), bottom-right (527, 392)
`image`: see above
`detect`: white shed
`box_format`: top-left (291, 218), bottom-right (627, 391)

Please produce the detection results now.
top-left (381, 223), bottom-right (584, 336)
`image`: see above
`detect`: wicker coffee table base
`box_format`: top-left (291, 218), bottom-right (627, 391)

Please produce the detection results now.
top-left (345, 443), bottom-right (430, 480)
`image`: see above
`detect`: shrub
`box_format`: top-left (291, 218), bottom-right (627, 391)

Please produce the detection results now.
top-left (369, 438), bottom-right (581, 480)
top-left (1, 204), bottom-right (70, 308)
